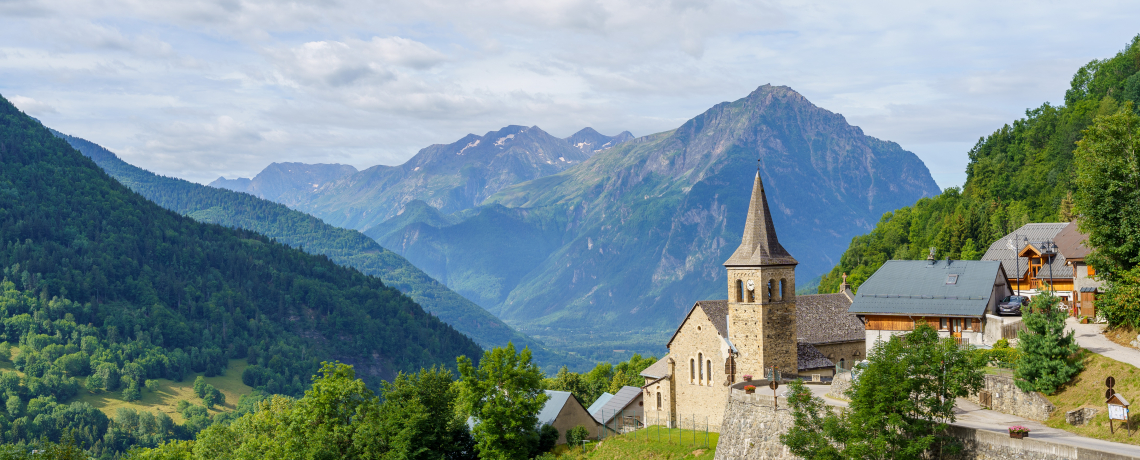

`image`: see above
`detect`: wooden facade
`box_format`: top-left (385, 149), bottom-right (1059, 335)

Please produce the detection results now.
top-left (864, 315), bottom-right (981, 337)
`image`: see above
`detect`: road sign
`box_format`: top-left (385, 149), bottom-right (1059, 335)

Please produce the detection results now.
top-left (1107, 376), bottom-right (1116, 388)
top-left (1107, 388), bottom-right (1116, 400)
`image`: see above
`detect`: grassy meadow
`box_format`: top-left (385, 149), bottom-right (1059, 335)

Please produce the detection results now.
top-left (555, 428), bottom-right (718, 460)
top-left (1044, 351), bottom-right (1140, 446)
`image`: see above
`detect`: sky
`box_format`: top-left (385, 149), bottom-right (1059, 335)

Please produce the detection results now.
top-left (2, 1), bottom-right (1139, 189)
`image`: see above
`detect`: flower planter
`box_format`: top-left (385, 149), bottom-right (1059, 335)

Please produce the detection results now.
top-left (745, 389), bottom-right (755, 394)
top-left (1008, 426), bottom-right (1030, 439)
top-left (743, 385), bottom-right (756, 394)
top-left (1010, 432), bottom-right (1026, 439)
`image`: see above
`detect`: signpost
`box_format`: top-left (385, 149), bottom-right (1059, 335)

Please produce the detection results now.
top-left (1106, 376), bottom-right (1132, 436)
top-left (766, 366), bottom-right (781, 410)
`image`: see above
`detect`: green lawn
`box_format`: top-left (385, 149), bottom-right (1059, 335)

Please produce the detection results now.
top-left (556, 427), bottom-right (718, 459)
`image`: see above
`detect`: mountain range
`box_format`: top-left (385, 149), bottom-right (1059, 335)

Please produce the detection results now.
top-left (224, 85), bottom-right (941, 359)
top-left (52, 131), bottom-right (590, 372)
top-left (212, 126), bottom-right (633, 231)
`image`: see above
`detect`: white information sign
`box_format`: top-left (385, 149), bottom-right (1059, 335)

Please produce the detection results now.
top-left (1109, 404), bottom-right (1128, 421)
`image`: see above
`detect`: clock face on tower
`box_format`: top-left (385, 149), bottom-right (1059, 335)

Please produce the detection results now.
top-left (746, 279), bottom-right (755, 291)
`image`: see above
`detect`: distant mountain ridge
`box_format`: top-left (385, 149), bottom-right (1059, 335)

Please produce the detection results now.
top-left (213, 126), bottom-right (633, 231)
top-left (368, 85), bottom-right (941, 357)
top-left (211, 162), bottom-right (358, 206)
top-left (53, 131), bottom-right (589, 372)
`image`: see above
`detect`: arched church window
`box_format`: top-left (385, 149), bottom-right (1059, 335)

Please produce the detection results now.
top-left (656, 392), bottom-right (662, 410)
top-left (698, 353), bottom-right (704, 382)
top-left (839, 358), bottom-right (846, 369)
top-left (690, 359), bottom-right (695, 383)
top-left (767, 280), bottom-right (773, 302)
top-left (780, 279), bottom-right (787, 300)
top-left (736, 280), bottom-right (743, 302)
top-left (706, 360), bottom-right (712, 386)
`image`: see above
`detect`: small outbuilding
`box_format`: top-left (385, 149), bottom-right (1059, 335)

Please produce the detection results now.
top-left (537, 390), bottom-right (602, 444)
top-left (589, 386), bottom-right (644, 432)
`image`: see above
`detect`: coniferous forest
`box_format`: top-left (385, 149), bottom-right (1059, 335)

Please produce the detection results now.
top-left (0, 94), bottom-right (482, 456)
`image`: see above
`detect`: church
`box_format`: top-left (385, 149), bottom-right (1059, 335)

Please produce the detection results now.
top-left (638, 171), bottom-right (865, 430)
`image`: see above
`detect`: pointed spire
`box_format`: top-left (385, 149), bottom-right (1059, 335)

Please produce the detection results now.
top-left (724, 171), bottom-right (797, 267)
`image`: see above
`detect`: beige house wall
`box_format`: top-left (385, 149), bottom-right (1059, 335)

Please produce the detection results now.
top-left (668, 307), bottom-right (732, 431)
top-left (813, 341), bottom-right (864, 369)
top-left (549, 397), bottom-right (602, 443)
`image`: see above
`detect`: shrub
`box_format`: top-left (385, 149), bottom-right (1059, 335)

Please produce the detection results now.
top-left (145, 379), bottom-right (160, 392)
top-left (122, 386), bottom-right (141, 402)
top-left (566, 425), bottom-right (590, 447)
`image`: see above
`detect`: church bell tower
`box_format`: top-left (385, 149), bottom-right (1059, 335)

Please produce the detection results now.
top-left (725, 171), bottom-right (798, 380)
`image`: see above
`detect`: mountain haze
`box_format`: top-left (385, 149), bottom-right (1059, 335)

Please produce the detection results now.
top-left (211, 162), bottom-right (358, 206)
top-left (0, 93), bottom-right (481, 388)
top-left (215, 126), bottom-right (633, 231)
top-left (370, 85), bottom-right (941, 356)
top-left (52, 131), bottom-right (589, 371)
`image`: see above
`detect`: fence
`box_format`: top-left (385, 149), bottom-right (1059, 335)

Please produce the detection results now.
top-left (1001, 321), bottom-right (1027, 340)
top-left (594, 409), bottom-right (711, 449)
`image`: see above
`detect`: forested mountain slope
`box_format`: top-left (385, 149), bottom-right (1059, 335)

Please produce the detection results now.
top-left (0, 93), bottom-right (483, 390)
top-left (816, 35), bottom-right (1140, 293)
top-left (371, 85), bottom-right (941, 357)
top-left (214, 125), bottom-right (632, 231)
top-left (51, 131), bottom-right (582, 372)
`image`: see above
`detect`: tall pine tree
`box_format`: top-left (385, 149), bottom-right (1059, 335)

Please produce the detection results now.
top-left (1015, 293), bottom-right (1082, 394)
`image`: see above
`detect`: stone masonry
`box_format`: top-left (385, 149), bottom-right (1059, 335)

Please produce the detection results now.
top-left (966, 374), bottom-right (1055, 422)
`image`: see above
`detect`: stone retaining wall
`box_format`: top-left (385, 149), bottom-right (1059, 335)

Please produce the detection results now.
top-left (713, 390), bottom-right (1134, 460)
top-left (966, 374), bottom-right (1056, 421)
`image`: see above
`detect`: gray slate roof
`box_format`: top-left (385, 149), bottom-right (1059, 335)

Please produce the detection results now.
top-left (639, 354), bottom-right (670, 379)
top-left (666, 300), bottom-right (728, 348)
top-left (982, 223), bottom-right (1074, 279)
top-left (797, 293), bottom-right (862, 344)
top-left (592, 386), bottom-right (642, 424)
top-left (798, 343), bottom-right (834, 371)
top-left (848, 260), bottom-right (1003, 317)
top-left (536, 390), bottom-right (573, 426)
top-left (588, 391), bottom-right (615, 416)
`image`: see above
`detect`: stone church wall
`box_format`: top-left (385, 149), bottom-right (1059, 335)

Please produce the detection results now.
top-left (669, 308), bottom-right (733, 431)
top-left (812, 341), bottom-right (864, 369)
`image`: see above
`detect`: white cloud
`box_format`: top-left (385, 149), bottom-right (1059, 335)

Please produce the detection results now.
top-left (9, 95), bottom-right (58, 115)
top-left (1, 0), bottom-right (1138, 188)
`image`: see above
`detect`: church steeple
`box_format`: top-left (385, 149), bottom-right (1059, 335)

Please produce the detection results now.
top-left (724, 171), bottom-right (797, 267)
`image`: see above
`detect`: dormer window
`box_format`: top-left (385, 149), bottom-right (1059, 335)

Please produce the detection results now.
top-left (946, 274), bottom-right (958, 285)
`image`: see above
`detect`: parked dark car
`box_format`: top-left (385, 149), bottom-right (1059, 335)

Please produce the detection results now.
top-left (998, 295), bottom-right (1029, 316)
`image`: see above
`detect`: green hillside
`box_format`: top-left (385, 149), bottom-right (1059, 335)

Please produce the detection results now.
top-left (51, 131), bottom-right (586, 372)
top-left (817, 35), bottom-right (1140, 293)
top-left (0, 92), bottom-right (482, 453)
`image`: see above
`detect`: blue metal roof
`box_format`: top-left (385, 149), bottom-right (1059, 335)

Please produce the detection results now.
top-left (587, 393), bottom-right (614, 418)
top-left (848, 260), bottom-right (1004, 317)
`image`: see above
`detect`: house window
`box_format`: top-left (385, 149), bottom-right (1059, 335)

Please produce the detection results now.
top-left (698, 353), bottom-right (704, 383)
top-left (839, 358), bottom-right (845, 369)
top-left (939, 318), bottom-right (947, 330)
top-left (946, 274), bottom-right (958, 285)
top-left (1088, 266), bottom-right (1097, 276)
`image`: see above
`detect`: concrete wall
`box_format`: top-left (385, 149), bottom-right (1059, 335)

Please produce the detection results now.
top-left (966, 374), bottom-right (1056, 422)
top-left (713, 390), bottom-right (1134, 460)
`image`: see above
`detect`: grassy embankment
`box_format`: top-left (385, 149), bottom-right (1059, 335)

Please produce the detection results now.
top-left (1042, 351), bottom-right (1140, 446)
top-left (555, 428), bottom-right (718, 460)
top-left (0, 347), bottom-right (253, 423)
